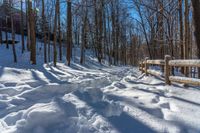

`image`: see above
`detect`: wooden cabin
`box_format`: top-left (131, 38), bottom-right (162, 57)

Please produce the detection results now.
top-left (0, 0), bottom-right (26, 34)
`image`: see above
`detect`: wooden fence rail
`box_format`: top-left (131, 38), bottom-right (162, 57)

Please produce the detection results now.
top-left (139, 55), bottom-right (200, 86)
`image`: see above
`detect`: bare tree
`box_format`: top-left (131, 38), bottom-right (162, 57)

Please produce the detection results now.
top-left (10, 0), bottom-right (17, 62)
top-left (80, 0), bottom-right (88, 65)
top-left (20, 0), bottom-right (25, 53)
top-left (28, 0), bottom-right (36, 64)
top-left (58, 0), bottom-right (62, 61)
top-left (53, 0), bottom-right (59, 67)
top-left (66, 0), bottom-right (72, 66)
top-left (191, 0), bottom-right (200, 78)
top-left (184, 0), bottom-right (190, 76)
top-left (42, 0), bottom-right (47, 63)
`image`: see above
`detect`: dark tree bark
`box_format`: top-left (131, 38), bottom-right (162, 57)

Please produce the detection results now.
top-left (157, 0), bottom-right (164, 59)
top-left (10, 0), bottom-right (17, 62)
top-left (26, 0), bottom-right (30, 51)
top-left (48, 24), bottom-right (51, 62)
top-left (66, 0), bottom-right (72, 66)
top-left (184, 0), bottom-right (189, 76)
top-left (0, 32), bottom-right (1, 45)
top-left (28, 0), bottom-right (36, 64)
top-left (179, 0), bottom-right (184, 59)
top-left (58, 0), bottom-right (62, 61)
top-left (53, 0), bottom-right (59, 67)
top-left (5, 16), bottom-right (9, 49)
top-left (80, 4), bottom-right (87, 65)
top-left (111, 1), bottom-right (116, 65)
top-left (178, 0), bottom-right (184, 73)
top-left (42, 0), bottom-right (47, 63)
top-left (20, 0), bottom-right (25, 53)
top-left (191, 0), bottom-right (200, 78)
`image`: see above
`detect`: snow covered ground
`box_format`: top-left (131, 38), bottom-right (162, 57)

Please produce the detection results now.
top-left (0, 38), bottom-right (200, 133)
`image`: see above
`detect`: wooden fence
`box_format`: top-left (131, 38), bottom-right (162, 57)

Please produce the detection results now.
top-left (139, 55), bottom-right (200, 86)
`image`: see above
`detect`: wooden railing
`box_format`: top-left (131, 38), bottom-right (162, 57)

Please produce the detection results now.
top-left (139, 55), bottom-right (200, 86)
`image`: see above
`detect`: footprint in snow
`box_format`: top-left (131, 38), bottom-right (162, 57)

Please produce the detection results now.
top-left (113, 82), bottom-right (127, 89)
top-left (151, 96), bottom-right (160, 104)
top-left (73, 88), bottom-right (124, 117)
top-left (159, 103), bottom-right (170, 110)
top-left (140, 106), bottom-right (164, 119)
top-left (0, 84), bottom-right (5, 88)
top-left (4, 82), bottom-right (17, 87)
top-left (133, 96), bottom-right (139, 99)
top-left (107, 86), bottom-right (115, 90)
top-left (139, 102), bottom-right (144, 105)
top-left (124, 77), bottom-right (131, 82)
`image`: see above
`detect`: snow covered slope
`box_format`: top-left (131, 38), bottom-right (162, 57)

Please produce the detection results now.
top-left (0, 40), bottom-right (200, 133)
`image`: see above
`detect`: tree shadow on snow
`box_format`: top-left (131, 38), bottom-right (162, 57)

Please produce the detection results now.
top-left (73, 90), bottom-right (156, 133)
top-left (125, 78), bottom-right (165, 86)
top-left (104, 93), bottom-right (199, 132)
top-left (134, 87), bottom-right (200, 107)
top-left (106, 94), bottom-right (164, 119)
top-left (127, 78), bottom-right (182, 89)
top-left (108, 112), bottom-right (155, 133)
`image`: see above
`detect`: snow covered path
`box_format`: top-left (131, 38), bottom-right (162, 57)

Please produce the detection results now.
top-left (0, 62), bottom-right (133, 133)
top-left (0, 62), bottom-right (200, 133)
top-left (0, 43), bottom-right (200, 133)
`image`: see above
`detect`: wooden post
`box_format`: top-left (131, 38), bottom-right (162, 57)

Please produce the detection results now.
top-left (171, 56), bottom-right (175, 76)
top-left (165, 55), bottom-right (171, 85)
top-left (141, 61), bottom-right (145, 73)
top-left (145, 57), bottom-right (149, 76)
top-left (139, 61), bottom-right (142, 73)
top-left (139, 62), bottom-right (141, 72)
top-left (139, 61), bottom-right (141, 68)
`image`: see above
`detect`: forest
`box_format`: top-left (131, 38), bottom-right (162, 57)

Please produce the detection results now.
top-left (0, 0), bottom-right (199, 66)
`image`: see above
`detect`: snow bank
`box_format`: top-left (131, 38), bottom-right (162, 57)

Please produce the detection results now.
top-left (0, 35), bottom-right (200, 133)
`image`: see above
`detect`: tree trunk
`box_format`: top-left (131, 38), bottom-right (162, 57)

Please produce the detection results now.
top-left (48, 25), bottom-right (51, 62)
top-left (42, 0), bottom-right (47, 63)
top-left (53, 0), bottom-right (59, 67)
top-left (26, 0), bottom-right (30, 51)
top-left (0, 32), bottom-right (1, 45)
top-left (5, 16), bottom-right (9, 49)
top-left (80, 3), bottom-right (87, 65)
top-left (98, 0), bottom-right (103, 63)
top-left (158, 0), bottom-right (164, 59)
top-left (10, 0), bottom-right (17, 62)
top-left (58, 0), bottom-right (62, 61)
top-left (28, 0), bottom-right (36, 64)
top-left (21, 0), bottom-right (25, 53)
top-left (184, 0), bottom-right (189, 76)
top-left (66, 0), bottom-right (72, 66)
top-left (94, 0), bottom-right (99, 62)
top-left (191, 0), bottom-right (200, 78)
top-left (111, 1), bottom-right (116, 65)
top-left (178, 0), bottom-right (184, 73)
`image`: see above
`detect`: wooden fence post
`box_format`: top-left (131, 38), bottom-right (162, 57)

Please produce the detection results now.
top-left (139, 62), bottom-right (142, 73)
top-left (141, 61), bottom-right (144, 73)
top-left (165, 55), bottom-right (171, 85)
top-left (145, 57), bottom-right (149, 76)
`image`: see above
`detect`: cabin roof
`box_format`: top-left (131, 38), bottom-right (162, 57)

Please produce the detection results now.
top-left (0, 4), bottom-right (26, 18)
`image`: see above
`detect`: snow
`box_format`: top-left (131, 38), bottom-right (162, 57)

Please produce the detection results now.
top-left (0, 34), bottom-right (200, 133)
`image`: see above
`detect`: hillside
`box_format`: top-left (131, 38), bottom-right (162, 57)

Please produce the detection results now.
top-left (0, 38), bottom-right (200, 133)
